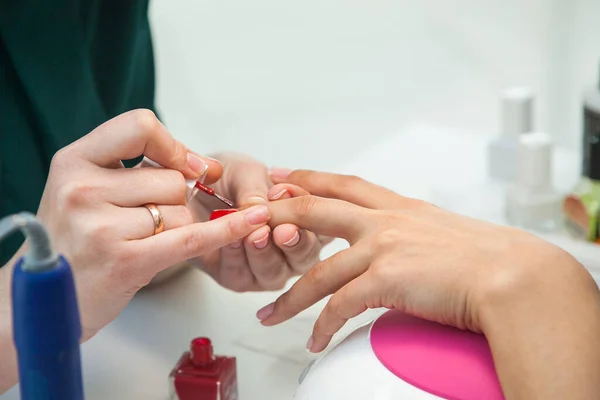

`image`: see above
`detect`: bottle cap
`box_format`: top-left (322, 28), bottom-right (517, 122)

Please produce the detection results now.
top-left (190, 337), bottom-right (215, 366)
top-left (501, 87), bottom-right (534, 137)
top-left (516, 132), bottom-right (553, 190)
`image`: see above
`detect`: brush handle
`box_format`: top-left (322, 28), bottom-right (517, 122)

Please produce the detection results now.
top-left (195, 182), bottom-right (216, 196)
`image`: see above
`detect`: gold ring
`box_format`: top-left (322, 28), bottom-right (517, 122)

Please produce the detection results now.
top-left (143, 203), bottom-right (164, 235)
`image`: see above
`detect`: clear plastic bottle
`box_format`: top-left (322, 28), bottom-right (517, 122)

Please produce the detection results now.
top-left (488, 87), bottom-right (534, 182)
top-left (506, 132), bottom-right (563, 232)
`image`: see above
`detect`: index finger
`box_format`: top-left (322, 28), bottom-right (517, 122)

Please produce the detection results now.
top-left (72, 109), bottom-right (202, 179)
top-left (308, 275), bottom-right (376, 353)
top-left (266, 196), bottom-right (372, 243)
top-left (273, 170), bottom-right (407, 210)
top-left (132, 204), bottom-right (270, 274)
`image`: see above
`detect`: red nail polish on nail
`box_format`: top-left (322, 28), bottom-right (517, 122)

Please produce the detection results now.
top-left (209, 209), bottom-right (238, 221)
top-left (170, 337), bottom-right (238, 400)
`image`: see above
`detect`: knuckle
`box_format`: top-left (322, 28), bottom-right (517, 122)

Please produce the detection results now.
top-left (276, 291), bottom-right (293, 311)
top-left (88, 221), bottom-right (113, 241)
top-left (166, 139), bottom-right (187, 171)
top-left (177, 207), bottom-right (194, 226)
top-left (339, 174), bottom-right (364, 191)
top-left (56, 181), bottom-right (95, 211)
top-left (133, 109), bottom-right (160, 134)
top-left (344, 174), bottom-right (364, 186)
top-left (405, 197), bottom-right (431, 211)
top-left (226, 215), bottom-right (244, 239)
top-left (288, 169), bottom-right (310, 184)
top-left (108, 248), bottom-right (142, 285)
top-left (328, 298), bottom-right (345, 320)
top-left (50, 148), bottom-right (72, 170)
top-left (168, 170), bottom-right (188, 202)
top-left (369, 260), bottom-right (390, 282)
top-left (255, 264), bottom-right (285, 284)
top-left (306, 263), bottom-right (327, 287)
top-left (184, 228), bottom-right (206, 257)
top-left (373, 229), bottom-right (402, 251)
top-left (297, 195), bottom-right (319, 217)
top-left (77, 222), bottom-right (112, 255)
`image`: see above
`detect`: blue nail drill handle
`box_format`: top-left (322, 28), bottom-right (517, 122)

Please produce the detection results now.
top-left (12, 255), bottom-right (84, 400)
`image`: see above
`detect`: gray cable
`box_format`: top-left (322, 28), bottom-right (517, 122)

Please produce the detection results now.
top-left (0, 212), bottom-right (57, 272)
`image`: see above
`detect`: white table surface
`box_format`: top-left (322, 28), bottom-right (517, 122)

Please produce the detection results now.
top-left (4, 125), bottom-right (600, 400)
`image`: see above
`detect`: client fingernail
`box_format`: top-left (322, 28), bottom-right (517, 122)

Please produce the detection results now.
top-left (269, 168), bottom-right (292, 180)
top-left (306, 336), bottom-right (314, 352)
top-left (230, 240), bottom-right (242, 249)
top-left (245, 205), bottom-right (270, 225)
top-left (269, 189), bottom-right (288, 200)
top-left (256, 303), bottom-right (274, 320)
top-left (245, 196), bottom-right (267, 205)
top-left (283, 231), bottom-right (301, 247)
top-left (187, 153), bottom-right (208, 176)
top-left (253, 232), bottom-right (270, 250)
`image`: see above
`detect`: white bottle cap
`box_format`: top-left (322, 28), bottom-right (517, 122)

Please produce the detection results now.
top-left (516, 132), bottom-right (552, 190)
top-left (501, 87), bottom-right (534, 137)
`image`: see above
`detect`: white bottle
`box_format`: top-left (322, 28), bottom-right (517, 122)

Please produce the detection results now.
top-left (505, 132), bottom-right (562, 232)
top-left (488, 87), bottom-right (534, 182)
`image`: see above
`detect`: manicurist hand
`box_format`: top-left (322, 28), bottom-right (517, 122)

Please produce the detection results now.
top-left (258, 170), bottom-right (600, 400)
top-left (187, 158), bottom-right (329, 291)
top-left (0, 109), bottom-right (272, 391)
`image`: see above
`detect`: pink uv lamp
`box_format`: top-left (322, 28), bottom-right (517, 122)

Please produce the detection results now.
top-left (294, 310), bottom-right (505, 400)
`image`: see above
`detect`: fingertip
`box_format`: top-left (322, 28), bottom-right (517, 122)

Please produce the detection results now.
top-left (273, 224), bottom-right (301, 248)
top-left (306, 336), bottom-right (314, 352)
top-left (310, 337), bottom-right (329, 353)
top-left (248, 225), bottom-right (271, 250)
top-left (268, 186), bottom-right (290, 201)
top-left (256, 302), bottom-right (275, 320)
top-left (244, 205), bottom-right (270, 225)
top-left (202, 159), bottom-right (224, 184)
top-left (268, 183), bottom-right (311, 200)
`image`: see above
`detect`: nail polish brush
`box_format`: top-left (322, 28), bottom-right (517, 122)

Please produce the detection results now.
top-left (140, 157), bottom-right (237, 219)
top-left (194, 182), bottom-right (235, 208)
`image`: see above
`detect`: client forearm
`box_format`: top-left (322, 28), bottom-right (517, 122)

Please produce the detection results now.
top-left (481, 252), bottom-right (600, 399)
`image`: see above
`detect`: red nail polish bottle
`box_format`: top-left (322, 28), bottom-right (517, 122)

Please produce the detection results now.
top-left (169, 338), bottom-right (238, 400)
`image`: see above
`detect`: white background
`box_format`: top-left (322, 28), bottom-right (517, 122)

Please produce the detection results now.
top-left (150, 0), bottom-right (600, 170)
